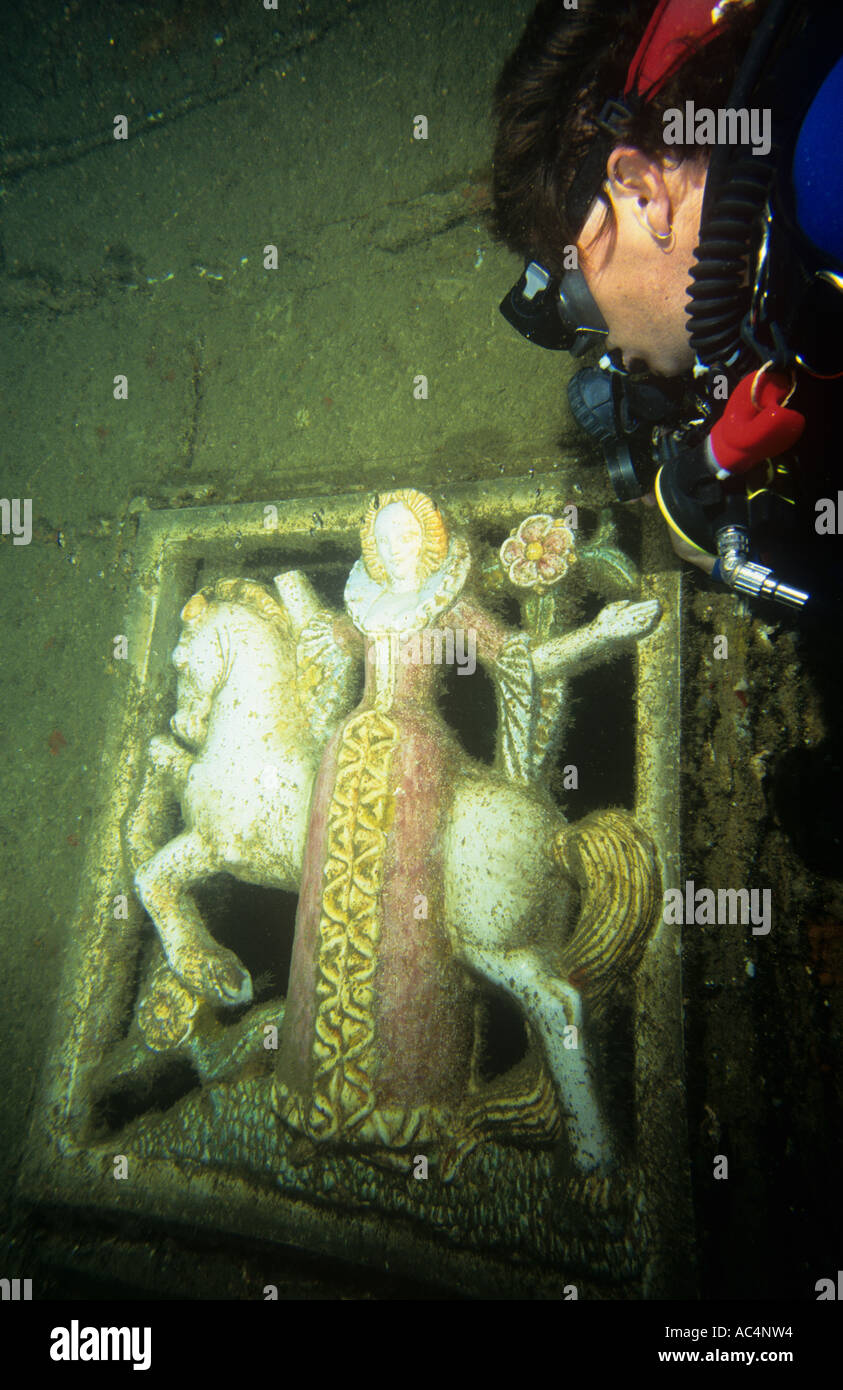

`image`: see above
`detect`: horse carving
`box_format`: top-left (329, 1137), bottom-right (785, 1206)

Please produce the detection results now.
top-left (125, 495), bottom-right (663, 1177)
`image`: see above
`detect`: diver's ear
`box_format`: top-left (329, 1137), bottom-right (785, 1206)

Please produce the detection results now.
top-left (605, 147), bottom-right (672, 241)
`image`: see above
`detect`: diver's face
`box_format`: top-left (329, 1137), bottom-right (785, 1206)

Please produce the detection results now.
top-left (576, 148), bottom-right (708, 377)
top-left (374, 503), bottom-right (424, 590)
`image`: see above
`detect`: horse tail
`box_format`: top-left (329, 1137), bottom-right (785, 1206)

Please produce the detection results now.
top-left (551, 808), bottom-right (661, 1016)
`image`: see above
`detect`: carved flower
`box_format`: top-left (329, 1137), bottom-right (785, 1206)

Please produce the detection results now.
top-left (500, 514), bottom-right (576, 592)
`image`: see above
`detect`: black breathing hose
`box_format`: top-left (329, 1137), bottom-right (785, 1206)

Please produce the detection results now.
top-left (686, 157), bottom-right (773, 366)
top-left (685, 0), bottom-right (801, 369)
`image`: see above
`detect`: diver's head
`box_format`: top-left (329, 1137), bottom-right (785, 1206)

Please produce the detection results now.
top-left (490, 0), bottom-right (763, 372)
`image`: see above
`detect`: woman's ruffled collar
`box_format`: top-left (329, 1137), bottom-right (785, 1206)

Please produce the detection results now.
top-left (344, 534), bottom-right (470, 634)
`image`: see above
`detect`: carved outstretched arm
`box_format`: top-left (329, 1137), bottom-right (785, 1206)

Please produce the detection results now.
top-left (531, 599), bottom-right (661, 680)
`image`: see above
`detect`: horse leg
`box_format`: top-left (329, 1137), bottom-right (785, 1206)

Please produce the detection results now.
top-left (148, 732), bottom-right (193, 794)
top-left (134, 828), bottom-right (253, 1006)
top-left (458, 939), bottom-right (614, 1174)
top-left (123, 735), bottom-right (193, 873)
top-left (445, 776), bottom-right (615, 1171)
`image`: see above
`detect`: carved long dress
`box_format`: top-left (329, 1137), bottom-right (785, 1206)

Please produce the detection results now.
top-left (274, 536), bottom-right (527, 1150)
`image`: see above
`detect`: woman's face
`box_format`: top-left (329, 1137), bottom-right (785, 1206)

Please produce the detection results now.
top-left (576, 148), bottom-right (708, 378)
top-left (374, 503), bottom-right (425, 590)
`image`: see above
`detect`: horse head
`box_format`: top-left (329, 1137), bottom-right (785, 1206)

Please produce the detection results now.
top-left (170, 591), bottom-right (230, 748)
top-left (170, 578), bottom-right (303, 751)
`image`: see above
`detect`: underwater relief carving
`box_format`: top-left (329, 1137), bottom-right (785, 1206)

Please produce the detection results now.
top-left (38, 484), bottom-right (681, 1291)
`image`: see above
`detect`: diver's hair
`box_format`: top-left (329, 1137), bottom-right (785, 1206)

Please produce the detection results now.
top-left (490, 0), bottom-right (766, 275)
top-left (360, 488), bottom-right (450, 586)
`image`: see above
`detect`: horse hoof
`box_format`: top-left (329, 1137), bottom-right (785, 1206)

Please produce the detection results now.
top-left (171, 947), bottom-right (253, 1008)
top-left (206, 953), bottom-right (254, 1007)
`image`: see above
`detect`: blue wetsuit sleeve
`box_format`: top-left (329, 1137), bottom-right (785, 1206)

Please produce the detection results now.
top-left (793, 54), bottom-right (843, 267)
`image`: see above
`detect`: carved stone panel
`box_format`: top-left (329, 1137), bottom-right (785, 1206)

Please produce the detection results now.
top-left (19, 477), bottom-right (688, 1299)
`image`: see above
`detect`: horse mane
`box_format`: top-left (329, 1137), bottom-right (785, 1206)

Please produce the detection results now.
top-left (202, 577), bottom-right (293, 643)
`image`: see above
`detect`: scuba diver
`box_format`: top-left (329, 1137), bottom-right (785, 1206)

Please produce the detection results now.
top-left (492, 0), bottom-right (843, 616)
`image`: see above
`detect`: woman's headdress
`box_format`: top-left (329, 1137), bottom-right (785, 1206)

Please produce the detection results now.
top-left (360, 488), bottom-right (449, 586)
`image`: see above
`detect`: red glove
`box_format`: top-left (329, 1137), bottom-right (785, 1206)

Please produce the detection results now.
top-left (709, 369), bottom-right (805, 474)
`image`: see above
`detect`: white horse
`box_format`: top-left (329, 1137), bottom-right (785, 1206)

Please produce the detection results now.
top-left (127, 577), bottom-right (323, 1007)
top-left (126, 572), bottom-right (660, 1173)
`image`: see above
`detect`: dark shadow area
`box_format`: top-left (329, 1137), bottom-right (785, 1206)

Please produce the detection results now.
top-left (475, 991), bottom-right (529, 1081)
top-left (194, 878), bottom-right (298, 1001)
top-left (770, 740), bottom-right (842, 875)
top-left (556, 653), bottom-right (635, 817)
top-left (439, 659), bottom-right (497, 764)
top-left (594, 999), bottom-right (636, 1156)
